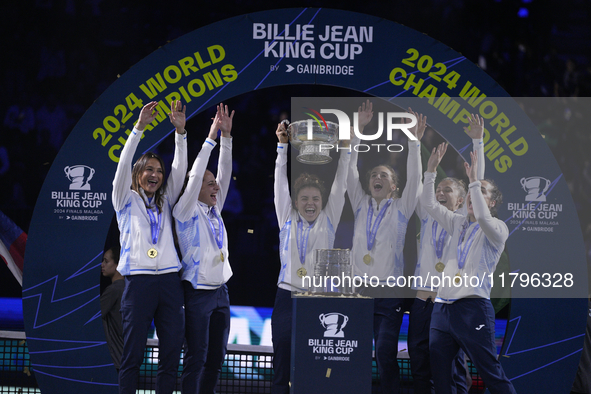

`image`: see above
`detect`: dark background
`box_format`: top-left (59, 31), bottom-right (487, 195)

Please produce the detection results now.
top-left (2, 1), bottom-right (590, 308)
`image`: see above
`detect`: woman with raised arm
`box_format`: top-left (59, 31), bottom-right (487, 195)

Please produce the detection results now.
top-left (346, 104), bottom-right (425, 394)
top-left (409, 114), bottom-right (485, 394)
top-left (269, 103), bottom-right (372, 394)
top-left (420, 144), bottom-right (516, 394)
top-left (112, 100), bottom-right (187, 394)
top-left (173, 103), bottom-right (235, 394)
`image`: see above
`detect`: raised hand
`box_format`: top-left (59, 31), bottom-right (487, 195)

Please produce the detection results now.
top-left (464, 150), bottom-right (478, 183)
top-left (463, 113), bottom-right (484, 140)
top-left (276, 121), bottom-right (289, 143)
top-left (168, 100), bottom-right (187, 134)
top-left (217, 103), bottom-right (235, 138)
top-left (208, 111), bottom-right (221, 140)
top-left (407, 107), bottom-right (427, 141)
top-left (427, 142), bottom-right (448, 173)
top-left (136, 101), bottom-right (159, 131)
top-left (357, 99), bottom-right (373, 132)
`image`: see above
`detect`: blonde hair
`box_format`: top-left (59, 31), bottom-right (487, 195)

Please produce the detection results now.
top-left (438, 177), bottom-right (467, 208)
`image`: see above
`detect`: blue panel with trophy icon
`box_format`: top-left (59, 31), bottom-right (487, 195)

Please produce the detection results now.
top-left (291, 296), bottom-right (373, 394)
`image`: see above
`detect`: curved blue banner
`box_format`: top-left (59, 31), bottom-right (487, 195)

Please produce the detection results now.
top-left (23, 8), bottom-right (587, 393)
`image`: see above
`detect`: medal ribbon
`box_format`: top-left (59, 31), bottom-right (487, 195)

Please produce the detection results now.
top-left (297, 218), bottom-right (314, 265)
top-left (366, 197), bottom-right (392, 252)
top-left (146, 207), bottom-right (162, 245)
top-left (456, 222), bottom-right (480, 270)
top-left (431, 221), bottom-right (447, 260)
top-left (206, 207), bottom-right (224, 250)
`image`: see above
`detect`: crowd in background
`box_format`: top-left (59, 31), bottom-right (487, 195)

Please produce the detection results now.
top-left (1, 0), bottom-right (591, 302)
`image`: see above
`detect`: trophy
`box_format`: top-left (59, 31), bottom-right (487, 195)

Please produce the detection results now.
top-left (311, 248), bottom-right (353, 295)
top-left (520, 176), bottom-right (551, 202)
top-left (285, 119), bottom-right (339, 165)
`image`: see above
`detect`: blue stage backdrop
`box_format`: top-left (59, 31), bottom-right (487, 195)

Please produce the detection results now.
top-left (23, 8), bottom-right (587, 393)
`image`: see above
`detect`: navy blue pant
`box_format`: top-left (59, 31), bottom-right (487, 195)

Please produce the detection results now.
top-left (181, 283), bottom-right (230, 394)
top-left (430, 298), bottom-right (516, 394)
top-left (373, 298), bottom-right (405, 394)
top-left (119, 273), bottom-right (185, 394)
top-left (408, 297), bottom-right (469, 394)
top-left (271, 288), bottom-right (292, 394)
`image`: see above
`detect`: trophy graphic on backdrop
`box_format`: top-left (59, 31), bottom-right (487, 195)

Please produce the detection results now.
top-left (64, 165), bottom-right (95, 190)
top-left (284, 119), bottom-right (339, 165)
top-left (520, 176), bottom-right (551, 202)
top-left (319, 312), bottom-right (349, 338)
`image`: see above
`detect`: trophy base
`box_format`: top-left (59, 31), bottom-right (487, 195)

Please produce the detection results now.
top-left (296, 142), bottom-right (333, 165)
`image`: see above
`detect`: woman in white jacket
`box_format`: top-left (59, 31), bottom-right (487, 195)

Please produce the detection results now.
top-left (420, 144), bottom-right (516, 394)
top-left (270, 103), bottom-right (372, 394)
top-left (409, 114), bottom-right (485, 394)
top-left (346, 104), bottom-right (425, 394)
top-left (112, 100), bottom-right (187, 394)
top-left (173, 103), bottom-right (235, 394)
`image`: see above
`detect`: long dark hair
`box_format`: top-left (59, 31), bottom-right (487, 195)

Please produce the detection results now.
top-left (483, 178), bottom-right (503, 218)
top-left (131, 152), bottom-right (165, 213)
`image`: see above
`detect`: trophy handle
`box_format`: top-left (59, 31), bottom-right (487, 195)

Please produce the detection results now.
top-left (64, 166), bottom-right (70, 178)
top-left (542, 178), bottom-right (551, 193)
top-left (281, 119), bottom-right (291, 139)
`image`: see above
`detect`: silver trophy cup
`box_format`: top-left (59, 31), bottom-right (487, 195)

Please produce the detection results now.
top-left (287, 119), bottom-right (339, 165)
top-left (311, 249), bottom-right (353, 295)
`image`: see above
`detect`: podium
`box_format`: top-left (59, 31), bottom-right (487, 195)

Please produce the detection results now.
top-left (290, 296), bottom-right (374, 394)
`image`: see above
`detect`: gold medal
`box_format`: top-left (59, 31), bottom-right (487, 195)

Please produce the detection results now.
top-left (297, 267), bottom-right (307, 278)
top-left (435, 262), bottom-right (445, 273)
top-left (454, 272), bottom-right (461, 285)
top-left (363, 254), bottom-right (372, 265)
top-left (220, 252), bottom-right (224, 262)
top-left (147, 248), bottom-right (158, 259)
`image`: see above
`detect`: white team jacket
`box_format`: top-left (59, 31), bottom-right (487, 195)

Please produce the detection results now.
top-left (112, 127), bottom-right (187, 276)
top-left (347, 139), bottom-right (422, 283)
top-left (413, 139), bottom-right (484, 291)
top-left (274, 143), bottom-right (349, 291)
top-left (174, 137), bottom-right (233, 290)
top-left (420, 172), bottom-right (508, 302)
